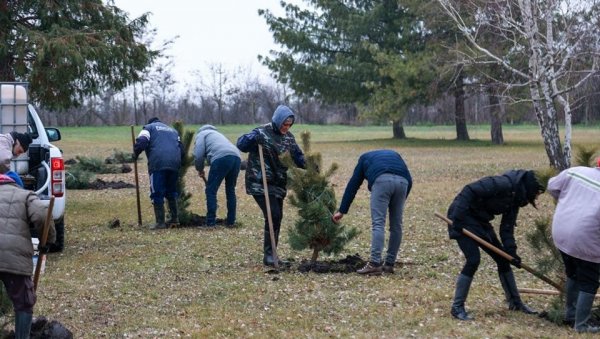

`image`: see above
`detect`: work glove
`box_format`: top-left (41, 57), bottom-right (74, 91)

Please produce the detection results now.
top-left (509, 253), bottom-right (522, 268)
top-left (256, 132), bottom-right (266, 146)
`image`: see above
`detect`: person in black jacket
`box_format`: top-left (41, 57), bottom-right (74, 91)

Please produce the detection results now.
top-left (446, 169), bottom-right (545, 321)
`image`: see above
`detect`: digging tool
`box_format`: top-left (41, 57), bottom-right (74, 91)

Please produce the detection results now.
top-left (258, 144), bottom-right (279, 270)
top-left (33, 196), bottom-right (54, 291)
top-left (131, 125), bottom-right (142, 227)
top-left (434, 211), bottom-right (562, 291)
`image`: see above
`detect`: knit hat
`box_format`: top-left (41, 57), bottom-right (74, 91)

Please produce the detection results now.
top-left (0, 173), bottom-right (15, 184)
top-left (523, 170), bottom-right (545, 208)
top-left (597, 157), bottom-right (600, 168)
top-left (147, 117), bottom-right (160, 124)
top-left (10, 132), bottom-right (32, 152)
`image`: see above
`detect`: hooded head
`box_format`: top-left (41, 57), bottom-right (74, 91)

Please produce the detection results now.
top-left (147, 117), bottom-right (160, 124)
top-left (271, 105), bottom-right (295, 131)
top-left (198, 124), bottom-right (217, 133)
top-left (523, 170), bottom-right (545, 208)
top-left (10, 131), bottom-right (32, 154)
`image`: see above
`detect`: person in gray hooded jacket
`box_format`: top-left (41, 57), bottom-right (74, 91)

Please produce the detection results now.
top-left (193, 125), bottom-right (241, 226)
top-left (237, 105), bottom-right (305, 266)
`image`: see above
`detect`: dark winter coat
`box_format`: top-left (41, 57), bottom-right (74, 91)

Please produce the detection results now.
top-left (134, 120), bottom-right (183, 173)
top-left (237, 105), bottom-right (305, 198)
top-left (338, 149), bottom-right (412, 214)
top-left (446, 170), bottom-right (540, 255)
top-left (0, 175), bottom-right (55, 276)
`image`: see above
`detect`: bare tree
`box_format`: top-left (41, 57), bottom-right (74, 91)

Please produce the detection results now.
top-left (438, 0), bottom-right (600, 169)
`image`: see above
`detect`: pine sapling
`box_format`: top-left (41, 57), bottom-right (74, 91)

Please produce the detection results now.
top-left (284, 131), bottom-right (359, 263)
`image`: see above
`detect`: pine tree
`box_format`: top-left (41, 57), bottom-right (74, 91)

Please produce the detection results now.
top-left (285, 131), bottom-right (359, 263)
top-left (173, 121), bottom-right (194, 226)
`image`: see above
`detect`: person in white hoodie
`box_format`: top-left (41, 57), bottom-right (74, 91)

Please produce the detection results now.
top-left (193, 125), bottom-right (241, 226)
top-left (548, 160), bottom-right (600, 333)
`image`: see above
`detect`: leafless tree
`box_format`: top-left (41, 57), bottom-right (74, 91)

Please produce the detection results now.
top-left (438, 0), bottom-right (600, 169)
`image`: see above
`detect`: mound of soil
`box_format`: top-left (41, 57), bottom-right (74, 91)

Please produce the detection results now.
top-left (298, 254), bottom-right (367, 273)
top-left (87, 179), bottom-right (134, 189)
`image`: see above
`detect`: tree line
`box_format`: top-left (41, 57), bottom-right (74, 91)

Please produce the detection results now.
top-left (2, 1), bottom-right (599, 169)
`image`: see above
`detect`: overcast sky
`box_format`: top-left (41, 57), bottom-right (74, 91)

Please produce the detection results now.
top-left (113, 0), bottom-right (292, 85)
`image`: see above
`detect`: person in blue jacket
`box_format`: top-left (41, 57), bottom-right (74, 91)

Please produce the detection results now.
top-left (134, 117), bottom-right (184, 230)
top-left (237, 105), bottom-right (305, 266)
top-left (332, 149), bottom-right (412, 276)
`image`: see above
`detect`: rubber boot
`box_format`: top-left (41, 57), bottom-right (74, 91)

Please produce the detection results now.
top-left (564, 277), bottom-right (578, 326)
top-left (451, 274), bottom-right (474, 321)
top-left (167, 198), bottom-right (179, 227)
top-left (150, 203), bottom-right (167, 230)
top-left (15, 311), bottom-right (32, 339)
top-left (499, 271), bottom-right (538, 314)
top-left (262, 229), bottom-right (275, 266)
top-left (574, 291), bottom-right (600, 333)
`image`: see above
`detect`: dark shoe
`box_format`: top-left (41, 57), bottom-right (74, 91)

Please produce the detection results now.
top-left (149, 223), bottom-right (167, 230)
top-left (357, 262), bottom-right (382, 276)
top-left (451, 306), bottom-right (474, 321)
top-left (382, 264), bottom-right (395, 274)
top-left (263, 255), bottom-right (289, 267)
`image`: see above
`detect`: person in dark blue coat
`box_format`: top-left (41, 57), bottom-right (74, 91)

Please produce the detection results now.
top-left (134, 117), bottom-right (184, 230)
top-left (332, 150), bottom-right (412, 276)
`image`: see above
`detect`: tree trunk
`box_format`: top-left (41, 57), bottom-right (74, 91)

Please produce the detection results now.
top-left (311, 248), bottom-right (319, 263)
top-left (489, 86), bottom-right (504, 145)
top-left (454, 71), bottom-right (469, 141)
top-left (392, 119), bottom-right (406, 139)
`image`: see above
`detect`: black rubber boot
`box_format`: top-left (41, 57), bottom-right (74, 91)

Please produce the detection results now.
top-left (15, 311), bottom-right (32, 339)
top-left (451, 274), bottom-right (474, 321)
top-left (499, 271), bottom-right (538, 314)
top-left (575, 291), bottom-right (600, 333)
top-left (167, 198), bottom-right (179, 227)
top-left (262, 228), bottom-right (274, 266)
top-left (150, 203), bottom-right (166, 230)
top-left (564, 277), bottom-right (578, 326)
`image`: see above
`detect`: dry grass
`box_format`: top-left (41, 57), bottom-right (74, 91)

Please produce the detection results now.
top-left (27, 124), bottom-right (600, 337)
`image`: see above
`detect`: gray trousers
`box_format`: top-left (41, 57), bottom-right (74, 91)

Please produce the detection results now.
top-left (369, 173), bottom-right (409, 265)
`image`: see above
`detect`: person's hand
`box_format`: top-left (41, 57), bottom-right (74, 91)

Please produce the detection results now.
top-left (332, 211), bottom-right (343, 223)
top-left (256, 133), bottom-right (266, 145)
top-left (198, 170), bottom-right (205, 178)
top-left (510, 253), bottom-right (522, 268)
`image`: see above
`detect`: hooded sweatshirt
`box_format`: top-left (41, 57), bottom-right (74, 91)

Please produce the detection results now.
top-left (549, 166), bottom-right (600, 263)
top-left (236, 105), bottom-right (305, 197)
top-left (193, 125), bottom-right (240, 172)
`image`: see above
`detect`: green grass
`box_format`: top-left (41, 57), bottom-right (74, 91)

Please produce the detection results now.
top-left (21, 124), bottom-right (600, 337)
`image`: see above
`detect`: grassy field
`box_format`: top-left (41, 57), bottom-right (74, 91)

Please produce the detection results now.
top-left (24, 124), bottom-right (600, 337)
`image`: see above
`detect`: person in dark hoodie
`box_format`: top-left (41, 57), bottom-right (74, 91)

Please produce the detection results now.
top-left (193, 125), bottom-right (241, 227)
top-left (134, 117), bottom-right (184, 230)
top-left (446, 169), bottom-right (545, 321)
top-left (237, 105), bottom-right (305, 267)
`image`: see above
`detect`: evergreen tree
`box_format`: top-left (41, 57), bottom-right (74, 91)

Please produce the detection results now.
top-left (0, 0), bottom-right (157, 109)
top-left (285, 131), bottom-right (359, 263)
top-left (172, 121), bottom-right (194, 226)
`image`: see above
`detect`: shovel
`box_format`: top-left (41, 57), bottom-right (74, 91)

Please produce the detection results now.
top-left (258, 144), bottom-right (279, 270)
top-left (434, 211), bottom-right (562, 291)
top-left (131, 125), bottom-right (142, 227)
top-left (33, 196), bottom-right (54, 291)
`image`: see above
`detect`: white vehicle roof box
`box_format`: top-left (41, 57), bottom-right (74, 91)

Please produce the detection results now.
top-left (0, 83), bottom-right (28, 133)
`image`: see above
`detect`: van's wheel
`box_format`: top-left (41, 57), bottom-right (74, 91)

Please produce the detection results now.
top-left (48, 217), bottom-right (64, 253)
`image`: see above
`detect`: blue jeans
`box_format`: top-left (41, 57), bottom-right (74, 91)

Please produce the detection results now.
top-left (369, 174), bottom-right (408, 265)
top-left (206, 155), bottom-right (241, 225)
top-left (149, 169), bottom-right (179, 205)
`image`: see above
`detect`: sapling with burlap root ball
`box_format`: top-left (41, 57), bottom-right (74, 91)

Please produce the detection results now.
top-left (283, 131), bottom-right (359, 264)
